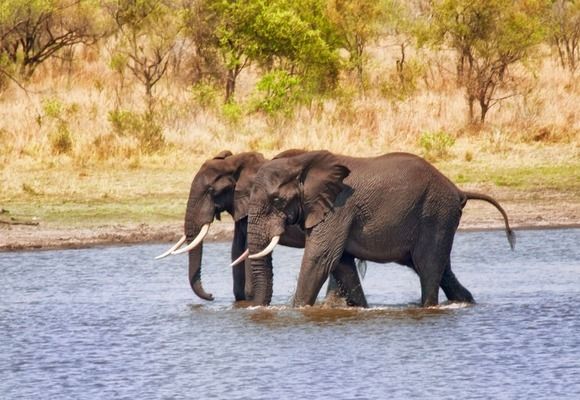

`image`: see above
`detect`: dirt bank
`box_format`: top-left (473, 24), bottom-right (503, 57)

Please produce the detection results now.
top-left (1, 190), bottom-right (578, 252)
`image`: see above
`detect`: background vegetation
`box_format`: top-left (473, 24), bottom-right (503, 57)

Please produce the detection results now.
top-left (1, 0), bottom-right (578, 227)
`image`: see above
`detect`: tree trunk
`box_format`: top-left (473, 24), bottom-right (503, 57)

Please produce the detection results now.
top-left (467, 94), bottom-right (476, 124)
top-left (225, 69), bottom-right (236, 103)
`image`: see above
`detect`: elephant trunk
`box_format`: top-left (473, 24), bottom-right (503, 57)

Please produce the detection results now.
top-left (250, 256), bottom-right (273, 306)
top-left (184, 194), bottom-right (215, 301)
top-left (187, 241), bottom-right (213, 301)
top-left (247, 222), bottom-right (274, 305)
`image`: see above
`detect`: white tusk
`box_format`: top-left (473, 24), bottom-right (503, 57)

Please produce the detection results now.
top-left (155, 235), bottom-right (186, 260)
top-left (249, 235), bottom-right (280, 259)
top-left (171, 224), bottom-right (210, 255)
top-left (230, 249), bottom-right (250, 267)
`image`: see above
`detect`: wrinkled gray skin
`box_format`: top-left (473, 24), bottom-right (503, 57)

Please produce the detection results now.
top-left (247, 151), bottom-right (515, 307)
top-left (182, 150), bottom-right (367, 306)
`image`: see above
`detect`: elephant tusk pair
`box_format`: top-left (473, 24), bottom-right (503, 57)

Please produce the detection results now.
top-left (154, 224), bottom-right (210, 259)
top-left (229, 235), bottom-right (280, 267)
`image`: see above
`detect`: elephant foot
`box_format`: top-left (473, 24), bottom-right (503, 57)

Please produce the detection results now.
top-left (440, 267), bottom-right (475, 304)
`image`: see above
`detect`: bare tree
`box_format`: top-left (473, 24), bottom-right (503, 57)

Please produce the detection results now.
top-left (0, 0), bottom-right (101, 78)
top-left (549, 0), bottom-right (580, 72)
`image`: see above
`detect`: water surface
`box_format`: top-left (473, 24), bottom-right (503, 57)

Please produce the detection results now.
top-left (1, 229), bottom-right (579, 399)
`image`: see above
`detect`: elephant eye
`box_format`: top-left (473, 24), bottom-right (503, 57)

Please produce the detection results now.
top-left (207, 186), bottom-right (215, 195)
top-left (272, 196), bottom-right (284, 208)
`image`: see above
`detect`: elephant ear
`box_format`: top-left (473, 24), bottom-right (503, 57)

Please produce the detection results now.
top-left (213, 150), bottom-right (233, 160)
top-left (295, 151), bottom-right (350, 229)
top-left (232, 152), bottom-right (265, 221)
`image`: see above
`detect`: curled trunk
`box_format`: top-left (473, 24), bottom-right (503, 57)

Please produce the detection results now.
top-left (188, 242), bottom-right (213, 301)
top-left (184, 193), bottom-right (214, 301)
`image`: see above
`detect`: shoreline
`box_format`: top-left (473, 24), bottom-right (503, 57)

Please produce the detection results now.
top-left (2, 201), bottom-right (578, 252)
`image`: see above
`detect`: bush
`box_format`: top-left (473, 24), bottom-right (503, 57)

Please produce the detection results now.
top-left (419, 130), bottom-right (455, 161)
top-left (191, 81), bottom-right (220, 110)
top-left (42, 98), bottom-right (64, 119)
top-left (49, 123), bottom-right (73, 155)
top-left (252, 70), bottom-right (302, 117)
top-left (221, 102), bottom-right (243, 126)
top-left (107, 109), bottom-right (164, 154)
top-left (380, 58), bottom-right (425, 102)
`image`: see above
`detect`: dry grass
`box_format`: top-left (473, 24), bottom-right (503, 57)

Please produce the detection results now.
top-left (0, 43), bottom-right (578, 228)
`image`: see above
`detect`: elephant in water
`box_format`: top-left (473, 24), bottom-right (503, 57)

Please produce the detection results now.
top-left (155, 150), bottom-right (368, 306)
top-left (240, 151), bottom-right (515, 307)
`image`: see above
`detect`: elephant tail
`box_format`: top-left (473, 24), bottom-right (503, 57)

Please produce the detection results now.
top-left (463, 191), bottom-right (516, 250)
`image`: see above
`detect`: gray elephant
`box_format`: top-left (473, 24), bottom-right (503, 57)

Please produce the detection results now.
top-left (242, 151), bottom-right (515, 307)
top-left (155, 150), bottom-right (368, 306)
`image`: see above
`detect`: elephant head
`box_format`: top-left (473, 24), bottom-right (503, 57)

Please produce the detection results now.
top-left (156, 150), bottom-right (266, 301)
top-left (245, 151), bottom-right (350, 305)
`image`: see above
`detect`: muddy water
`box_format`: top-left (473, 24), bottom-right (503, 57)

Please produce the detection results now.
top-left (1, 229), bottom-right (579, 399)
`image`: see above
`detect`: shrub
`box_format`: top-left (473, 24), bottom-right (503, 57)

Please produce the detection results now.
top-left (380, 58), bottom-right (425, 102)
top-left (42, 98), bottom-right (64, 119)
top-left (49, 123), bottom-right (73, 155)
top-left (419, 130), bottom-right (455, 161)
top-left (191, 81), bottom-right (220, 110)
top-left (221, 102), bottom-right (243, 126)
top-left (252, 70), bottom-right (302, 117)
top-left (107, 109), bottom-right (165, 153)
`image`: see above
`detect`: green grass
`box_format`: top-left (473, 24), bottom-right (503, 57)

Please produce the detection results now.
top-left (1, 196), bottom-right (186, 227)
top-left (440, 162), bottom-right (580, 192)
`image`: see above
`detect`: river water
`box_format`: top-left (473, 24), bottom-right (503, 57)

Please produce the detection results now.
top-left (1, 228), bottom-right (579, 399)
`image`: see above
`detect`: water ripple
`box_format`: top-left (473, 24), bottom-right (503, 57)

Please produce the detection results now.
top-left (1, 229), bottom-right (579, 399)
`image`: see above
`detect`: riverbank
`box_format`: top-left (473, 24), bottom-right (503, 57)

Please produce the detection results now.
top-left (1, 186), bottom-right (578, 251)
top-left (1, 142), bottom-right (578, 252)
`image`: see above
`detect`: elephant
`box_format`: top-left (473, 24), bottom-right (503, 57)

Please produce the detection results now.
top-left (155, 150), bottom-right (368, 307)
top-left (242, 150), bottom-right (515, 307)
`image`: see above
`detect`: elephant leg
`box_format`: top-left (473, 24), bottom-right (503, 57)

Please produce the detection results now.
top-left (440, 263), bottom-right (474, 303)
top-left (325, 254), bottom-right (368, 307)
top-left (232, 264), bottom-right (246, 301)
top-left (412, 236), bottom-right (454, 307)
top-left (231, 220), bottom-right (248, 301)
top-left (326, 274), bottom-right (340, 298)
top-left (293, 226), bottom-right (348, 307)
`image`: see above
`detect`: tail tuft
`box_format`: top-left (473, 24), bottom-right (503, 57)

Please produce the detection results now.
top-left (507, 229), bottom-right (516, 251)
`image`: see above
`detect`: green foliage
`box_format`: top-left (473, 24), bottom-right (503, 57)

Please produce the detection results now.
top-left (419, 130), bottom-right (456, 161)
top-left (252, 70), bottom-right (302, 116)
top-left (221, 102), bottom-right (244, 126)
top-left (208, 0), bottom-right (341, 100)
top-left (109, 53), bottom-right (128, 74)
top-left (108, 109), bottom-right (165, 153)
top-left (41, 97), bottom-right (79, 120)
top-left (326, 0), bottom-right (389, 87)
top-left (40, 97), bottom-right (79, 155)
top-left (427, 0), bottom-right (550, 123)
top-left (42, 98), bottom-right (64, 119)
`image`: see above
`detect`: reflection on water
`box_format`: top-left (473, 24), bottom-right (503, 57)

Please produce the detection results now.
top-left (1, 229), bottom-right (579, 399)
